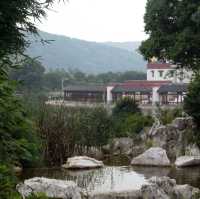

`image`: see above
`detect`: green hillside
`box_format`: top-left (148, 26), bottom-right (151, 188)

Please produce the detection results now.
top-left (104, 41), bottom-right (141, 52)
top-left (26, 31), bottom-right (146, 73)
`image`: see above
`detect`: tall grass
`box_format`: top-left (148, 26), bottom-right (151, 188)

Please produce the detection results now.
top-left (36, 104), bottom-right (113, 166)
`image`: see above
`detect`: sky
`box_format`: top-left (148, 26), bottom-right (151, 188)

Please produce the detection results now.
top-left (37, 0), bottom-right (148, 42)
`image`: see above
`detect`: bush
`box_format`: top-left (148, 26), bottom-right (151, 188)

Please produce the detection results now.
top-left (112, 97), bottom-right (153, 138)
top-left (184, 75), bottom-right (200, 147)
top-left (112, 97), bottom-right (141, 117)
top-left (113, 114), bottom-right (153, 138)
top-left (26, 193), bottom-right (49, 199)
top-left (124, 114), bottom-right (148, 136)
top-left (184, 74), bottom-right (200, 128)
top-left (155, 104), bottom-right (183, 125)
top-left (37, 105), bottom-right (114, 166)
top-left (0, 164), bottom-right (21, 199)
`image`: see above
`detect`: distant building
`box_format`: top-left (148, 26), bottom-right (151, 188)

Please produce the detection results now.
top-left (63, 61), bottom-right (192, 105)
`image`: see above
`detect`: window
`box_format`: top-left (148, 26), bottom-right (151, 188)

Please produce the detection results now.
top-left (159, 70), bottom-right (164, 77)
top-left (151, 71), bottom-right (155, 78)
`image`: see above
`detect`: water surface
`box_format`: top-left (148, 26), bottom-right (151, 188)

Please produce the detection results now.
top-left (21, 164), bottom-right (200, 194)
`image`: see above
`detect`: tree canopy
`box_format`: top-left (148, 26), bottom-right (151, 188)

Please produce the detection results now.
top-left (0, 1), bottom-right (59, 197)
top-left (140, 0), bottom-right (200, 71)
top-left (0, 0), bottom-right (55, 58)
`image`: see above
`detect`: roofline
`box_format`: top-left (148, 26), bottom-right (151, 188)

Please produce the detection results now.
top-left (147, 62), bottom-right (171, 69)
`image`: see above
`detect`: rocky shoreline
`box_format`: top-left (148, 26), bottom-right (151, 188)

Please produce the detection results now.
top-left (17, 176), bottom-right (200, 199)
top-left (17, 117), bottom-right (200, 199)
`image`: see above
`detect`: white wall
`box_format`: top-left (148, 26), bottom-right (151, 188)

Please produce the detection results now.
top-left (147, 68), bottom-right (192, 83)
top-left (106, 86), bottom-right (114, 104)
top-left (147, 69), bottom-right (174, 81)
top-left (152, 87), bottom-right (160, 104)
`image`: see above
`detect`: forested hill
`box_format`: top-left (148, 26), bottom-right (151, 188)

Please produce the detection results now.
top-left (104, 41), bottom-right (141, 52)
top-left (26, 31), bottom-right (146, 73)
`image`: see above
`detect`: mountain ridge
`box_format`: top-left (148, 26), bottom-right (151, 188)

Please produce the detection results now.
top-left (26, 31), bottom-right (146, 73)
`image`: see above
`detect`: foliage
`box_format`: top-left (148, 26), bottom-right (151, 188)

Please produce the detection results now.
top-left (37, 105), bottom-right (113, 166)
top-left (184, 74), bottom-right (200, 147)
top-left (0, 0), bottom-right (57, 62)
top-left (112, 97), bottom-right (141, 117)
top-left (0, 0), bottom-right (61, 198)
top-left (184, 74), bottom-right (200, 127)
top-left (10, 63), bottom-right (146, 92)
top-left (112, 114), bottom-right (153, 138)
top-left (26, 193), bottom-right (49, 199)
top-left (140, 0), bottom-right (200, 71)
top-left (0, 164), bottom-right (20, 199)
top-left (112, 98), bottom-right (153, 137)
top-left (9, 58), bottom-right (45, 92)
top-left (0, 81), bottom-right (41, 167)
top-left (155, 104), bottom-right (183, 125)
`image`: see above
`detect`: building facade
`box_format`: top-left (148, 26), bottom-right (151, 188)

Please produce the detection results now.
top-left (63, 61), bottom-right (191, 105)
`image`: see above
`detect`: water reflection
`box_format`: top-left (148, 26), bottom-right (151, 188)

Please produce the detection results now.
top-left (21, 165), bottom-right (200, 193)
top-left (21, 167), bottom-right (148, 194)
top-left (132, 166), bottom-right (200, 189)
top-left (169, 167), bottom-right (200, 188)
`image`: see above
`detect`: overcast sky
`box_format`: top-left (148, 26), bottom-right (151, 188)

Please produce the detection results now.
top-left (37, 0), bottom-right (148, 42)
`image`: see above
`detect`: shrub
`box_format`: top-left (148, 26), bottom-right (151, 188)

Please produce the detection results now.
top-left (26, 193), bottom-right (49, 199)
top-left (0, 164), bottom-right (20, 199)
top-left (112, 97), bottom-right (141, 117)
top-left (184, 74), bottom-right (200, 128)
top-left (37, 105), bottom-right (114, 166)
top-left (155, 104), bottom-right (183, 125)
top-left (112, 113), bottom-right (153, 138)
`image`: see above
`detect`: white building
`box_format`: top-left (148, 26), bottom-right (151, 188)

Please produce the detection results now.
top-left (63, 61), bottom-right (191, 106)
top-left (147, 62), bottom-right (192, 83)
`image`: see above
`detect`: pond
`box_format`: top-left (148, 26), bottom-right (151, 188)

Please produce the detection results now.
top-left (21, 157), bottom-right (200, 194)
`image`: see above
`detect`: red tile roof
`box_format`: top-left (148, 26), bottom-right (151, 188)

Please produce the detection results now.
top-left (147, 62), bottom-right (171, 69)
top-left (123, 80), bottom-right (172, 88)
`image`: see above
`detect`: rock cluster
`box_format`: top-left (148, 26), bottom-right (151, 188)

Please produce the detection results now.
top-left (175, 156), bottom-right (200, 167)
top-left (17, 176), bottom-right (200, 199)
top-left (17, 177), bottom-right (81, 199)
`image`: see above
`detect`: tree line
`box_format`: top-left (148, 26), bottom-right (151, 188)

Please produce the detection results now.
top-left (9, 58), bottom-right (146, 92)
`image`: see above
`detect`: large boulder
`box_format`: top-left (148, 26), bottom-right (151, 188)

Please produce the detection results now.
top-left (140, 176), bottom-right (176, 199)
top-left (131, 147), bottom-right (171, 167)
top-left (175, 156), bottom-right (200, 167)
top-left (174, 184), bottom-right (200, 199)
top-left (149, 125), bottom-right (183, 161)
top-left (62, 156), bottom-right (104, 169)
top-left (172, 117), bottom-right (194, 130)
top-left (16, 177), bottom-right (81, 199)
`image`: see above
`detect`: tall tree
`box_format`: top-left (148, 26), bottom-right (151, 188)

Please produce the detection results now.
top-left (139, 0), bottom-right (200, 71)
top-left (0, 1), bottom-right (61, 197)
top-left (10, 59), bottom-right (45, 91)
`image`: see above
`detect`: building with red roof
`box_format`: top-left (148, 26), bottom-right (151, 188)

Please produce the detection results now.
top-left (63, 61), bottom-right (191, 105)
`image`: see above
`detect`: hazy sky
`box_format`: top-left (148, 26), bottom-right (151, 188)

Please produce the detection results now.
top-left (37, 0), bottom-right (148, 42)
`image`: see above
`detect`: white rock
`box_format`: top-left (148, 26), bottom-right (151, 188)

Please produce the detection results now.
top-left (131, 147), bottom-right (171, 167)
top-left (175, 156), bottom-right (200, 167)
top-left (16, 177), bottom-right (81, 199)
top-left (62, 156), bottom-right (104, 169)
top-left (185, 144), bottom-right (200, 156)
top-left (86, 176), bottom-right (200, 199)
top-left (174, 184), bottom-right (200, 199)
